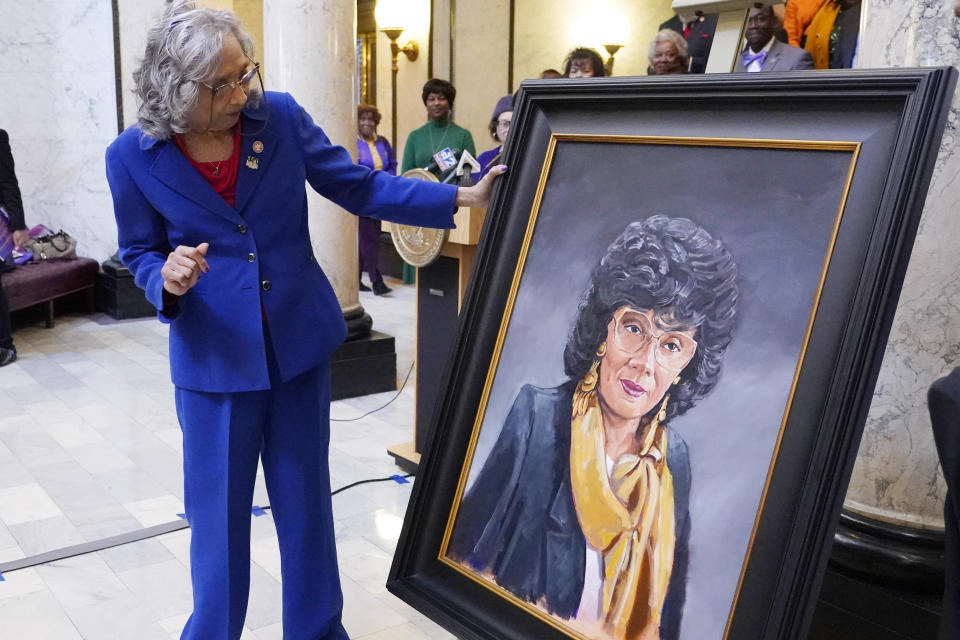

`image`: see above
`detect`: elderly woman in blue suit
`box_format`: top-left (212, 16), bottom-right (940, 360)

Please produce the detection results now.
top-left (449, 216), bottom-right (738, 640)
top-left (105, 3), bottom-right (503, 639)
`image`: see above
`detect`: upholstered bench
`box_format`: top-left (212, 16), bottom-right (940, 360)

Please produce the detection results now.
top-left (2, 258), bottom-right (99, 328)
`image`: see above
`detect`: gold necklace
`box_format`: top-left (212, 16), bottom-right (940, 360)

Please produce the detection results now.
top-left (190, 127), bottom-right (234, 175)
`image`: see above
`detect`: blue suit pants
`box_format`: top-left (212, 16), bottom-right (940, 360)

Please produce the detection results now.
top-left (174, 338), bottom-right (349, 640)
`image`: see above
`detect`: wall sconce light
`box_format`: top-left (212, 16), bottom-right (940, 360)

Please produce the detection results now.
top-left (603, 43), bottom-right (623, 75)
top-left (375, 0), bottom-right (419, 150)
top-left (569, 8), bottom-right (628, 76)
top-left (602, 12), bottom-right (629, 76)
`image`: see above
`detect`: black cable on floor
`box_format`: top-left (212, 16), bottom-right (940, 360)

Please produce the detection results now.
top-left (332, 473), bottom-right (413, 496)
top-left (0, 473), bottom-right (414, 578)
top-left (330, 360), bottom-right (415, 422)
top-left (0, 360), bottom-right (418, 577)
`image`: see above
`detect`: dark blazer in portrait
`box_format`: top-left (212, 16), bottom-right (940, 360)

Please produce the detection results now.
top-left (734, 39), bottom-right (815, 72)
top-left (0, 129), bottom-right (26, 231)
top-left (659, 13), bottom-right (719, 74)
top-left (106, 92), bottom-right (457, 393)
top-left (448, 381), bottom-right (691, 640)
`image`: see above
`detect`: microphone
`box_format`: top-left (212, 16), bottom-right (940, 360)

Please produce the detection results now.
top-left (453, 150), bottom-right (482, 187)
top-left (455, 150), bottom-right (481, 177)
top-left (422, 147), bottom-right (462, 179)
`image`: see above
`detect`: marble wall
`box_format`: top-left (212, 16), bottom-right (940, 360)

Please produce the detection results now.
top-left (0, 1), bottom-right (120, 262)
top-left (0, 1), bottom-right (263, 264)
top-left (844, 0), bottom-right (960, 529)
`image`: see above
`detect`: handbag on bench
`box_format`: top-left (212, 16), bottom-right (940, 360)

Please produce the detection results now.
top-left (26, 230), bottom-right (78, 261)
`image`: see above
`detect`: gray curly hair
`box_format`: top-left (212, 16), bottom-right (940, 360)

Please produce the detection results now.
top-left (133, 0), bottom-right (258, 140)
top-left (647, 29), bottom-right (689, 65)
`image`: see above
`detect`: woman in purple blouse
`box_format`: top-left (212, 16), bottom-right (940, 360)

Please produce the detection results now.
top-left (474, 95), bottom-right (513, 183)
top-left (356, 103), bottom-right (397, 295)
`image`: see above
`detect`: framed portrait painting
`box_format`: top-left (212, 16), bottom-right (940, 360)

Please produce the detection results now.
top-left (388, 68), bottom-right (956, 640)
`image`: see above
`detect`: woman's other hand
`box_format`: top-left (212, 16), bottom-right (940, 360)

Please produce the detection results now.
top-left (455, 164), bottom-right (507, 209)
top-left (162, 242), bottom-right (210, 296)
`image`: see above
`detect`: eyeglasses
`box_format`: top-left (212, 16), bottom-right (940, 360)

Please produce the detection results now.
top-left (496, 119), bottom-right (511, 130)
top-left (612, 309), bottom-right (697, 372)
top-left (200, 62), bottom-right (261, 99)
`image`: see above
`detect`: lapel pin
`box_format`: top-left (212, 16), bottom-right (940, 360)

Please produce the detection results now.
top-left (252, 140), bottom-right (264, 153)
top-left (246, 156), bottom-right (259, 170)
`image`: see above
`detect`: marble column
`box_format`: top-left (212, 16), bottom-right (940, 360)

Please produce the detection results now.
top-left (263, 0), bottom-right (366, 326)
top-left (843, 0), bottom-right (960, 531)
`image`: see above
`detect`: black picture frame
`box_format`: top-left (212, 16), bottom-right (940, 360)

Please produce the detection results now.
top-left (387, 69), bottom-right (957, 640)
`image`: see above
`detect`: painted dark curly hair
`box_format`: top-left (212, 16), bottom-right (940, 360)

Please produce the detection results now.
top-left (563, 215), bottom-right (739, 420)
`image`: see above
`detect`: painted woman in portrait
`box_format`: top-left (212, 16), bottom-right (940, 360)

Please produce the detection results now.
top-left (448, 215), bottom-right (739, 640)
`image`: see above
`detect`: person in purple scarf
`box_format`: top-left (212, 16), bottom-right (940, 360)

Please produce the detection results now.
top-left (356, 103), bottom-right (396, 295)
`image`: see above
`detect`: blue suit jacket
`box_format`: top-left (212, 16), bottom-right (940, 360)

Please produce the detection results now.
top-left (105, 92), bottom-right (458, 392)
top-left (449, 381), bottom-right (690, 640)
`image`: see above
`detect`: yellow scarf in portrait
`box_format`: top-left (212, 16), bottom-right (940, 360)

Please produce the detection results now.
top-left (570, 386), bottom-right (676, 639)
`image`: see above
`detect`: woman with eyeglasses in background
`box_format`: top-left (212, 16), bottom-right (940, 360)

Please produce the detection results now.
top-left (474, 94), bottom-right (513, 183)
top-left (104, 2), bottom-right (503, 638)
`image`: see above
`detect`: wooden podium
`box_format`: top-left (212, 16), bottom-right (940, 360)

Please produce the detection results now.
top-left (386, 206), bottom-right (485, 473)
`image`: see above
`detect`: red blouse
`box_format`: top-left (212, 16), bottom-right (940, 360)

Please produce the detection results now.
top-left (170, 125), bottom-right (265, 321)
top-left (173, 125), bottom-right (242, 206)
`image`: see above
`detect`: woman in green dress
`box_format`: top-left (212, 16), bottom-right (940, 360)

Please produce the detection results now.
top-left (399, 78), bottom-right (476, 283)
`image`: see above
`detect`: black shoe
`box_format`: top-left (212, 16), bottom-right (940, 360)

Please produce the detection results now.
top-left (0, 348), bottom-right (16, 367)
top-left (372, 281), bottom-right (392, 296)
top-left (359, 281), bottom-right (372, 292)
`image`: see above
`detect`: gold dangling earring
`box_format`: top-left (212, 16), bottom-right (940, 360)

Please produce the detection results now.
top-left (577, 342), bottom-right (606, 395)
top-left (641, 394), bottom-right (671, 460)
top-left (652, 394), bottom-right (670, 427)
top-left (574, 342), bottom-right (605, 416)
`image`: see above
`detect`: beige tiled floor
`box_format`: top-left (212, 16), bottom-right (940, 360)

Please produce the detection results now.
top-left (0, 278), bottom-right (455, 639)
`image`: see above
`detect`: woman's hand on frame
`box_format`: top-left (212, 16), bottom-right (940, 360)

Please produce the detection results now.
top-left (455, 164), bottom-right (507, 210)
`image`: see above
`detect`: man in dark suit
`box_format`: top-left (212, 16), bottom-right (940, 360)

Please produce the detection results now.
top-left (735, 4), bottom-right (814, 72)
top-left (0, 129), bottom-right (29, 367)
top-left (659, 11), bottom-right (719, 74)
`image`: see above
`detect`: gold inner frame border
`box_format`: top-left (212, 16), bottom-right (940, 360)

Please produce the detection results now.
top-left (436, 133), bottom-right (863, 640)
